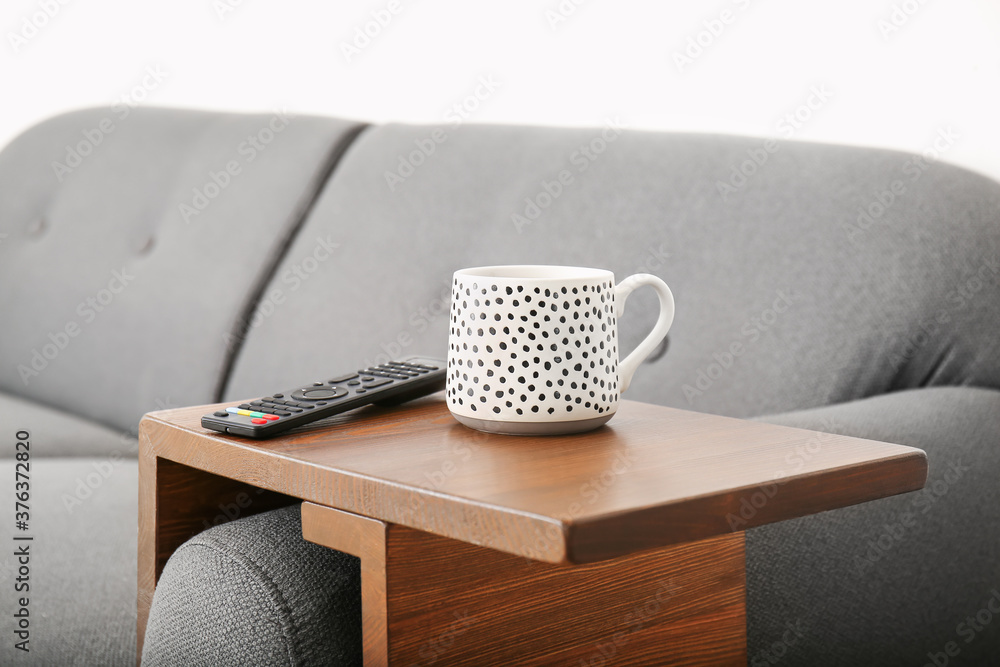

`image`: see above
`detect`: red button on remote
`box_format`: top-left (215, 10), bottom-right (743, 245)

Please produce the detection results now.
top-left (263, 414), bottom-right (279, 420)
top-left (251, 418), bottom-right (267, 424)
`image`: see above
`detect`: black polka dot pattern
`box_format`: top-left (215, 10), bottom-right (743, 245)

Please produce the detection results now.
top-left (447, 277), bottom-right (619, 421)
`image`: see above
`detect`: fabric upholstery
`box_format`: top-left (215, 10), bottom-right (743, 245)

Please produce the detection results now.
top-left (0, 457), bottom-right (138, 665)
top-left (0, 391), bottom-right (133, 457)
top-left (2, 109), bottom-right (999, 666)
top-left (225, 124), bottom-right (1000, 418)
top-left (142, 505), bottom-right (361, 667)
top-left (749, 386), bottom-right (1000, 666)
top-left (0, 107), bottom-right (364, 434)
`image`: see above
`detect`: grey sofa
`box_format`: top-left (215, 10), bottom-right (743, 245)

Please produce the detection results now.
top-left (1, 107), bottom-right (998, 665)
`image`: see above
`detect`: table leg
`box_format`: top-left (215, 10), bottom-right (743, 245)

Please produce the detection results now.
top-left (137, 443), bottom-right (297, 663)
top-left (302, 502), bottom-right (746, 666)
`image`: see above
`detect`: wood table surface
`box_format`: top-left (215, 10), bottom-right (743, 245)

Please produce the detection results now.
top-left (137, 394), bottom-right (927, 664)
top-left (139, 394), bottom-right (927, 564)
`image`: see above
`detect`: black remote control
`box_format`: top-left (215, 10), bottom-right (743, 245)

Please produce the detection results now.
top-left (201, 357), bottom-right (445, 439)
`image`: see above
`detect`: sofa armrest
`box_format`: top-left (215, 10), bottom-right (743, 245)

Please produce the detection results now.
top-left (748, 386), bottom-right (1000, 666)
top-left (141, 505), bottom-right (361, 666)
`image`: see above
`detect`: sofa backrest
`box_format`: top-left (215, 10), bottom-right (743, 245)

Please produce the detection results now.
top-left (3, 110), bottom-right (997, 431)
top-left (223, 122), bottom-right (1000, 418)
top-left (0, 107), bottom-right (364, 433)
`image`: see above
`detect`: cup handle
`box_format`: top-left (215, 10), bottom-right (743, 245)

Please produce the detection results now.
top-left (614, 274), bottom-right (675, 393)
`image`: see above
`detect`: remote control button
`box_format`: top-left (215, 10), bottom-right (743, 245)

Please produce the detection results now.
top-left (366, 371), bottom-right (395, 379)
top-left (250, 400), bottom-right (264, 406)
top-left (316, 402), bottom-right (328, 406)
top-left (363, 378), bottom-right (392, 389)
top-left (299, 404), bottom-right (315, 409)
top-left (284, 408), bottom-right (301, 414)
top-left (262, 414), bottom-right (279, 420)
top-left (238, 403), bottom-right (253, 410)
top-left (362, 377), bottom-right (376, 382)
top-left (313, 382), bottom-right (324, 387)
top-left (355, 388), bottom-right (366, 394)
top-left (348, 380), bottom-right (361, 386)
top-left (213, 411), bottom-right (229, 417)
top-left (411, 363), bottom-right (439, 370)
top-left (273, 393), bottom-right (284, 398)
top-left (329, 373), bottom-right (359, 383)
top-left (291, 387), bottom-right (348, 401)
top-left (251, 418), bottom-right (267, 424)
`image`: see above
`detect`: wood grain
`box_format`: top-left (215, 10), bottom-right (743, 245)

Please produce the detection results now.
top-left (300, 502), bottom-right (389, 665)
top-left (302, 502), bottom-right (745, 666)
top-left (136, 430), bottom-right (297, 661)
top-left (140, 396), bottom-right (926, 564)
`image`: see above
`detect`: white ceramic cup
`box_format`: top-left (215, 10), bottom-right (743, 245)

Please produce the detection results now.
top-left (446, 265), bottom-right (675, 435)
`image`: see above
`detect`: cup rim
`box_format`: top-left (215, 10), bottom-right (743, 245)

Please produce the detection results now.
top-left (454, 265), bottom-right (614, 282)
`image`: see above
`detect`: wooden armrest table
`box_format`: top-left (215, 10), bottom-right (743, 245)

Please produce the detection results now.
top-left (137, 397), bottom-right (926, 665)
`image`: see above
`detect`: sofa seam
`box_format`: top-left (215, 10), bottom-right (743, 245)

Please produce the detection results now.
top-left (213, 121), bottom-right (371, 402)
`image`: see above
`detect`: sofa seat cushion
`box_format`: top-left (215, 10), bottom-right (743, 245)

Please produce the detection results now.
top-left (0, 457), bottom-right (137, 665)
top-left (748, 386), bottom-right (1000, 666)
top-left (142, 505), bottom-right (361, 667)
top-left (0, 391), bottom-right (133, 458)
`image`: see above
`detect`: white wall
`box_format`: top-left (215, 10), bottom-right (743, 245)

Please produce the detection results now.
top-left (3, 0), bottom-right (1000, 183)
